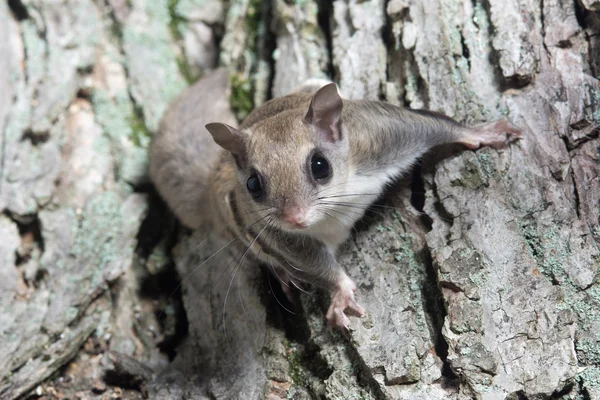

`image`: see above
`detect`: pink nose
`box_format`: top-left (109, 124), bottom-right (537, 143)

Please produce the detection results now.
top-left (282, 208), bottom-right (306, 227)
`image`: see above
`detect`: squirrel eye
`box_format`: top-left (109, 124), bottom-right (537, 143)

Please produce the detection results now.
top-left (246, 173), bottom-right (262, 199)
top-left (310, 154), bottom-right (331, 181)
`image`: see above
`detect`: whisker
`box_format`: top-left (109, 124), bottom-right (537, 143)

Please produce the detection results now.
top-left (164, 212), bottom-right (272, 298)
top-left (320, 200), bottom-right (400, 212)
top-left (268, 233), bottom-right (310, 294)
top-left (314, 175), bottom-right (388, 196)
top-left (319, 202), bottom-right (388, 221)
top-left (289, 278), bottom-right (312, 295)
top-left (237, 247), bottom-right (264, 344)
top-left (179, 206), bottom-right (270, 269)
top-left (313, 180), bottom-right (351, 196)
top-left (321, 200), bottom-right (454, 223)
top-left (222, 220), bottom-right (271, 316)
top-left (222, 219), bottom-right (272, 358)
top-left (267, 229), bottom-right (296, 288)
top-left (266, 266), bottom-right (296, 315)
top-left (322, 210), bottom-right (351, 230)
top-left (269, 248), bottom-right (311, 294)
top-left (319, 204), bottom-right (376, 221)
top-left (236, 207), bottom-right (275, 219)
top-left (210, 237), bottom-right (249, 367)
top-left (185, 213), bottom-right (271, 279)
top-left (321, 208), bottom-right (362, 237)
top-left (265, 224), bottom-right (311, 296)
top-left (281, 255), bottom-right (307, 274)
top-left (318, 203), bottom-right (368, 216)
top-left (318, 193), bottom-right (381, 200)
top-left (159, 211), bottom-right (274, 325)
top-left (210, 214), bottom-right (274, 292)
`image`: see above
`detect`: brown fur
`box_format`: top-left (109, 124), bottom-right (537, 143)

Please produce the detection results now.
top-left (149, 68), bottom-right (237, 229)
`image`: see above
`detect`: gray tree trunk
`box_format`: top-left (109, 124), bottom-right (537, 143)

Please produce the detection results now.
top-left (1, 0), bottom-right (599, 399)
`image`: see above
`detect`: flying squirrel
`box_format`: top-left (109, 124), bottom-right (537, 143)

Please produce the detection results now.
top-left (149, 68), bottom-right (522, 333)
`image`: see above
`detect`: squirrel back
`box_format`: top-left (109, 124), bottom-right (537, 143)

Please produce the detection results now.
top-left (149, 68), bottom-right (237, 229)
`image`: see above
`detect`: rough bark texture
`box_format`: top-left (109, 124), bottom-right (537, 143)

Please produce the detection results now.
top-left (0, 0), bottom-right (598, 399)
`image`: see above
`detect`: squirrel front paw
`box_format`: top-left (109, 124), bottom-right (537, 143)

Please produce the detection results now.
top-left (326, 278), bottom-right (365, 334)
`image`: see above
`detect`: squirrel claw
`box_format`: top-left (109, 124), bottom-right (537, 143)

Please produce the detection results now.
top-left (326, 279), bottom-right (365, 333)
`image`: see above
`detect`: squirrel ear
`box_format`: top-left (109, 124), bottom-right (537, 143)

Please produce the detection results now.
top-left (205, 123), bottom-right (247, 156)
top-left (305, 83), bottom-right (343, 142)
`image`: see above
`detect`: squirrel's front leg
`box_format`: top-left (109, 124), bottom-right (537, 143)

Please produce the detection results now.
top-left (293, 247), bottom-right (365, 333)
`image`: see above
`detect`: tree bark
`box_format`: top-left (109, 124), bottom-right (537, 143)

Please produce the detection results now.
top-left (0, 0), bottom-right (599, 399)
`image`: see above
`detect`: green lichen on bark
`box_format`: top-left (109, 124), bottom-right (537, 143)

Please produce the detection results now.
top-left (225, 0), bottom-right (267, 121)
top-left (286, 341), bottom-right (310, 388)
top-left (518, 221), bottom-right (573, 284)
top-left (230, 73), bottom-right (255, 121)
top-left (168, 0), bottom-right (202, 84)
top-left (578, 366), bottom-right (600, 395)
top-left (68, 193), bottom-right (129, 274)
top-left (91, 89), bottom-right (149, 185)
top-left (455, 152), bottom-right (491, 189)
top-left (121, 0), bottom-right (187, 132)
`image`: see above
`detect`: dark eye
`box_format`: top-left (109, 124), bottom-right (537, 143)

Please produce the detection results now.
top-left (246, 173), bottom-right (262, 199)
top-left (311, 154), bottom-right (331, 181)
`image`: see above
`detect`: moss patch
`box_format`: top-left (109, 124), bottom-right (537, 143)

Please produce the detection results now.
top-left (167, 0), bottom-right (201, 84)
top-left (226, 0), bottom-right (266, 121)
top-left (230, 73), bottom-right (255, 121)
top-left (286, 342), bottom-right (309, 387)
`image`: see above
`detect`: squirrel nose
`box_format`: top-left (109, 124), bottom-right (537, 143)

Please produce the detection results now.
top-left (282, 207), bottom-right (307, 227)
